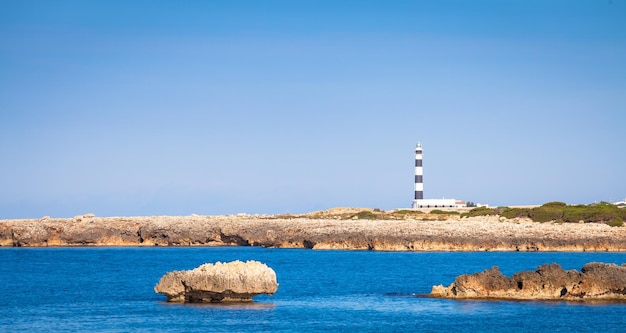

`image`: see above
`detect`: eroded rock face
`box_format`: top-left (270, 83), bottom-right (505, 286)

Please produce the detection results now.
top-left (154, 260), bottom-right (278, 302)
top-left (431, 262), bottom-right (626, 301)
top-left (1, 214), bottom-right (625, 251)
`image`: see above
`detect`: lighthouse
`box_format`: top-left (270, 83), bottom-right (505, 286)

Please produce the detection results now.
top-left (414, 142), bottom-right (423, 201)
top-left (412, 141), bottom-right (466, 209)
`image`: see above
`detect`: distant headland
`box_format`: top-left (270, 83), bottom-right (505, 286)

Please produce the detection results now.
top-left (1, 202), bottom-right (624, 251)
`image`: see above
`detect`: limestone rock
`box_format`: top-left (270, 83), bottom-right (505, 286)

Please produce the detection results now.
top-left (431, 262), bottom-right (626, 301)
top-left (1, 213), bottom-right (625, 250)
top-left (154, 260), bottom-right (278, 302)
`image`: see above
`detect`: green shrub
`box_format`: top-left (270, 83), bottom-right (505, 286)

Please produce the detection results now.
top-left (394, 209), bottom-right (423, 215)
top-left (561, 203), bottom-right (623, 224)
top-left (561, 205), bottom-right (591, 222)
top-left (529, 206), bottom-right (563, 222)
top-left (460, 207), bottom-right (497, 218)
top-left (500, 208), bottom-right (531, 219)
top-left (541, 201), bottom-right (568, 208)
top-left (430, 209), bottom-right (460, 215)
top-left (519, 202), bottom-right (625, 225)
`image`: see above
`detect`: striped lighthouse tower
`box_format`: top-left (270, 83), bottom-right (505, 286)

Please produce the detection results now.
top-left (412, 142), bottom-right (423, 208)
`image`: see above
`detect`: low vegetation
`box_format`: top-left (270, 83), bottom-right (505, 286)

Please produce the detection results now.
top-left (430, 209), bottom-right (460, 215)
top-left (271, 208), bottom-right (461, 221)
top-left (394, 209), bottom-right (422, 214)
top-left (268, 203), bottom-right (624, 226)
top-left (460, 207), bottom-right (498, 218)
top-left (462, 202), bottom-right (625, 227)
top-left (350, 210), bottom-right (379, 220)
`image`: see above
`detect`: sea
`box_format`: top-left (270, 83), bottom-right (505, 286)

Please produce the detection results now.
top-left (1, 247), bottom-right (625, 332)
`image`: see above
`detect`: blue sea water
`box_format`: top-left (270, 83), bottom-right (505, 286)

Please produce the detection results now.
top-left (1, 247), bottom-right (625, 332)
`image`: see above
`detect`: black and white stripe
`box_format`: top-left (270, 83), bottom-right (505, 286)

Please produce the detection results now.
top-left (414, 142), bottom-right (423, 200)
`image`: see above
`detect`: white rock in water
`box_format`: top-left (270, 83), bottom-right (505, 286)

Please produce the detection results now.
top-left (154, 260), bottom-right (279, 302)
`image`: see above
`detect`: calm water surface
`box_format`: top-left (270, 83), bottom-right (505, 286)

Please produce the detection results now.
top-left (1, 247), bottom-right (625, 332)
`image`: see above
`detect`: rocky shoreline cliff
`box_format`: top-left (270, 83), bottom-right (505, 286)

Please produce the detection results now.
top-left (1, 209), bottom-right (624, 251)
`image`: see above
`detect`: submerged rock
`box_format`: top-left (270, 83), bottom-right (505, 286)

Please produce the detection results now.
top-left (154, 260), bottom-right (278, 302)
top-left (431, 262), bottom-right (626, 301)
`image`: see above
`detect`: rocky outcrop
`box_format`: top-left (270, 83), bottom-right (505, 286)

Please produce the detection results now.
top-left (431, 262), bottom-right (626, 301)
top-left (1, 214), bottom-right (625, 251)
top-left (154, 260), bottom-right (278, 302)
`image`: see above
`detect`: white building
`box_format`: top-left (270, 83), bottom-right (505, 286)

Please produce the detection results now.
top-left (413, 198), bottom-right (467, 208)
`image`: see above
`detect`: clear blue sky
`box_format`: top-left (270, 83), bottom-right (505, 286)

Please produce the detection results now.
top-left (1, 0), bottom-right (625, 218)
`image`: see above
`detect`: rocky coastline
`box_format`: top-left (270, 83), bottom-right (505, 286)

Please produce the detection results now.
top-left (431, 262), bottom-right (626, 301)
top-left (1, 209), bottom-right (625, 251)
